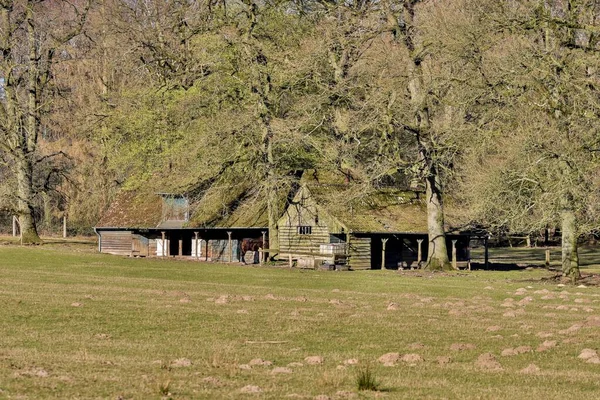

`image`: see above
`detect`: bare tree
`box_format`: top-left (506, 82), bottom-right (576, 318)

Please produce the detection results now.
top-left (0, 0), bottom-right (89, 243)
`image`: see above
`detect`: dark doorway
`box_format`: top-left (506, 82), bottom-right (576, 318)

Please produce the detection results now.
top-left (169, 231), bottom-right (193, 256)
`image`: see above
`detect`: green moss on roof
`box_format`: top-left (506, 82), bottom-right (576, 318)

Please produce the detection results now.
top-left (187, 185), bottom-right (276, 228)
top-left (96, 191), bottom-right (163, 228)
top-left (303, 184), bottom-right (428, 233)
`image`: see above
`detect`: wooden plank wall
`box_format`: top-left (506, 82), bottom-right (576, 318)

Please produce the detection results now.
top-left (132, 235), bottom-right (149, 256)
top-left (279, 226), bottom-right (329, 257)
top-left (207, 239), bottom-right (240, 262)
top-left (100, 231), bottom-right (132, 255)
top-left (349, 236), bottom-right (371, 270)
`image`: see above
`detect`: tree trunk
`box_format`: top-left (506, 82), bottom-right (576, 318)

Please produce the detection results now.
top-left (16, 154), bottom-right (42, 244)
top-left (424, 168), bottom-right (451, 270)
top-left (561, 208), bottom-right (580, 280)
top-left (265, 125), bottom-right (279, 259)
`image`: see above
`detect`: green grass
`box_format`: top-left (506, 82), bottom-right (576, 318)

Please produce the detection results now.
top-left (1, 244), bottom-right (600, 399)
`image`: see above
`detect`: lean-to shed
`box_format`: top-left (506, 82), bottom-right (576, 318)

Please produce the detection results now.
top-left (94, 188), bottom-right (269, 262)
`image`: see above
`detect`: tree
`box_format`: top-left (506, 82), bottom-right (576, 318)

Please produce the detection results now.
top-left (459, 0), bottom-right (600, 280)
top-left (0, 0), bottom-right (89, 243)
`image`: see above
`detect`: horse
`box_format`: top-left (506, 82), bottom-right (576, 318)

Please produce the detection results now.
top-left (240, 237), bottom-right (268, 264)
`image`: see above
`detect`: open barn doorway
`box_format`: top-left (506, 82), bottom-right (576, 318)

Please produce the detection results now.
top-left (169, 231), bottom-right (193, 256)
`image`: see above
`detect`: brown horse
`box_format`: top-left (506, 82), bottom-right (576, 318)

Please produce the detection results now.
top-left (241, 237), bottom-right (268, 264)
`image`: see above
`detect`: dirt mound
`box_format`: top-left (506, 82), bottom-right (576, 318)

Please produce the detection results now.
top-left (249, 358), bottom-right (272, 367)
top-left (450, 343), bottom-right (476, 351)
top-left (475, 353), bottom-right (503, 371)
top-left (240, 385), bottom-right (262, 393)
top-left (170, 358), bottom-right (192, 368)
top-left (401, 353), bottom-right (424, 364)
top-left (304, 356), bottom-right (324, 365)
top-left (378, 352), bottom-right (400, 366)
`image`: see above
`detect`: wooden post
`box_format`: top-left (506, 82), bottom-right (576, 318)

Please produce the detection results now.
top-left (289, 254), bottom-right (293, 268)
top-left (12, 216), bottom-right (17, 237)
top-left (545, 249), bottom-right (551, 268)
top-left (63, 215), bottom-right (67, 238)
top-left (467, 238), bottom-right (471, 271)
top-left (451, 240), bottom-right (457, 270)
top-left (259, 247), bottom-right (263, 265)
top-left (381, 238), bottom-right (389, 270)
top-left (484, 236), bottom-right (489, 269)
top-left (227, 231), bottom-right (232, 262)
top-left (178, 239), bottom-right (183, 256)
top-left (205, 238), bottom-right (209, 262)
top-left (261, 231), bottom-right (267, 263)
top-left (417, 239), bottom-right (423, 266)
top-left (194, 232), bottom-right (199, 260)
top-left (161, 231), bottom-right (166, 257)
top-left (347, 230), bottom-right (352, 268)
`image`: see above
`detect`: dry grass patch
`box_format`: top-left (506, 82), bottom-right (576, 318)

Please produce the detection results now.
top-left (2, 245), bottom-right (600, 399)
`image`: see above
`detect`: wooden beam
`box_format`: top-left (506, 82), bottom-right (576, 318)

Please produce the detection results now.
top-left (261, 231), bottom-right (267, 263)
top-left (451, 240), bottom-right (457, 270)
top-left (381, 238), bottom-right (389, 270)
top-left (161, 231), bottom-right (166, 257)
top-left (227, 231), bottom-right (233, 262)
top-left (417, 239), bottom-right (423, 267)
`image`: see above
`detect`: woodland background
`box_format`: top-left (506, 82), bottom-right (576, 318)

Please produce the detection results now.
top-left (1, 0), bottom-right (600, 277)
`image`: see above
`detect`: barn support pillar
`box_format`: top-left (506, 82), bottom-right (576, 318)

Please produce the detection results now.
top-left (261, 231), bottom-right (267, 263)
top-left (178, 239), bottom-right (183, 256)
top-left (227, 231), bottom-right (233, 262)
top-left (161, 231), bottom-right (166, 257)
top-left (451, 240), bottom-right (457, 270)
top-left (205, 238), bottom-right (209, 262)
top-left (484, 236), bottom-right (489, 268)
top-left (194, 232), bottom-right (199, 260)
top-left (417, 239), bottom-right (423, 267)
top-left (381, 238), bottom-right (389, 270)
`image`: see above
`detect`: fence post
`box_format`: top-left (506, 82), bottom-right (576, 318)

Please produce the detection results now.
top-left (63, 215), bottom-right (67, 238)
top-left (545, 249), bottom-right (550, 268)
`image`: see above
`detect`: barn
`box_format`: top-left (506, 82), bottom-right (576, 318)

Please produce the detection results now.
top-left (278, 183), bottom-right (471, 270)
top-left (94, 190), bottom-right (268, 262)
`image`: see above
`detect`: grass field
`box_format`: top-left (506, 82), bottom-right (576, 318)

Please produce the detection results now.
top-left (1, 243), bottom-right (600, 399)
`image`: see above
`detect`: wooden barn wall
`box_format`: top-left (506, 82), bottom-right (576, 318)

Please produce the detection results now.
top-left (349, 235), bottom-right (371, 270)
top-left (207, 239), bottom-right (240, 262)
top-left (279, 226), bottom-right (329, 257)
top-left (100, 231), bottom-right (132, 255)
top-left (132, 234), bottom-right (150, 256)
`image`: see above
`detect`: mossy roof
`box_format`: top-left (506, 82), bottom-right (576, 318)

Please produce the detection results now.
top-left (96, 191), bottom-right (163, 228)
top-left (301, 185), bottom-right (429, 233)
top-left (185, 181), bottom-right (277, 228)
